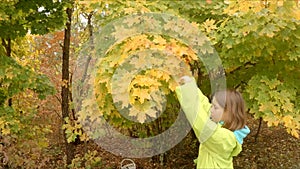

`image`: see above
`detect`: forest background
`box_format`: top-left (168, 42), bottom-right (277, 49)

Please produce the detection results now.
top-left (0, 0), bottom-right (299, 168)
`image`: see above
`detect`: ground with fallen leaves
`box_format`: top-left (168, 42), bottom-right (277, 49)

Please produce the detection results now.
top-left (72, 114), bottom-right (299, 169)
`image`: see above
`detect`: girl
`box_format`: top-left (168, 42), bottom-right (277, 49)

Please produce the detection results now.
top-left (176, 76), bottom-right (250, 169)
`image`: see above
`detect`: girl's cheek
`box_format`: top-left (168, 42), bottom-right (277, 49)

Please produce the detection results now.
top-left (210, 106), bottom-right (215, 113)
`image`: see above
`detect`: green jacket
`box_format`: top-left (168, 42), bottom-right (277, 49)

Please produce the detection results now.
top-left (176, 78), bottom-right (250, 169)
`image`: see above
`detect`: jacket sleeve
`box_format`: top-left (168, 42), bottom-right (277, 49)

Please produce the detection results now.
top-left (175, 77), bottom-right (216, 142)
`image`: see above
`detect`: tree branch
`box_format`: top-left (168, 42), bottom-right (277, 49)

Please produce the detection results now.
top-left (227, 61), bottom-right (256, 75)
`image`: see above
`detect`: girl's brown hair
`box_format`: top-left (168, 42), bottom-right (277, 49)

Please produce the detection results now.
top-left (213, 89), bottom-right (246, 131)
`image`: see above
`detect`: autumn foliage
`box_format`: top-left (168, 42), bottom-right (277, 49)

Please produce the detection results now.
top-left (0, 0), bottom-right (299, 168)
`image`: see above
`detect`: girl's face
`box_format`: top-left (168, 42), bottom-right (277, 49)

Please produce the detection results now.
top-left (210, 97), bottom-right (224, 123)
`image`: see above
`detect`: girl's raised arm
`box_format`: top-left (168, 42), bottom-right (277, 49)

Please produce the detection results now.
top-left (175, 76), bottom-right (216, 142)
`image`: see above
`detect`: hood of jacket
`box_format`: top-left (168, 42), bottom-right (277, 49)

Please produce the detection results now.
top-left (233, 125), bottom-right (250, 144)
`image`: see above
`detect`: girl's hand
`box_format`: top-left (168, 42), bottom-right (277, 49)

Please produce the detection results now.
top-left (179, 76), bottom-right (193, 85)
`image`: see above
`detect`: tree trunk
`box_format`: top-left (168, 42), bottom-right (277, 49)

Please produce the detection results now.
top-left (78, 12), bottom-right (94, 106)
top-left (2, 38), bottom-right (12, 107)
top-left (80, 12), bottom-right (94, 85)
top-left (80, 11), bottom-right (95, 155)
top-left (255, 117), bottom-right (263, 142)
top-left (1, 38), bottom-right (11, 57)
top-left (61, 7), bottom-right (75, 166)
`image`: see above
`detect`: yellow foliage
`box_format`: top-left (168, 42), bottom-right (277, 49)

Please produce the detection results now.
top-left (282, 115), bottom-right (300, 139)
top-left (291, 129), bottom-right (299, 139)
top-left (224, 0), bottom-right (300, 22)
top-left (283, 115), bottom-right (293, 127)
top-left (202, 19), bottom-right (217, 33)
top-left (264, 114), bottom-right (279, 127)
top-left (282, 102), bottom-right (294, 112)
top-left (131, 88), bottom-right (151, 104)
top-left (0, 118), bottom-right (10, 135)
top-left (132, 75), bottom-right (161, 87)
top-left (224, 0), bottom-right (264, 15)
top-left (61, 79), bottom-right (69, 87)
top-left (93, 34), bottom-right (197, 123)
top-left (5, 68), bottom-right (14, 79)
top-left (148, 69), bottom-right (171, 82)
top-left (77, 0), bottom-right (99, 5)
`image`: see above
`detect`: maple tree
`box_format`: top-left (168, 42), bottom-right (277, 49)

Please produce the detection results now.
top-left (214, 0), bottom-right (300, 138)
top-left (161, 0), bottom-right (300, 138)
top-left (74, 0), bottom-right (299, 141)
top-left (0, 0), bottom-right (299, 168)
top-left (62, 3), bottom-right (300, 163)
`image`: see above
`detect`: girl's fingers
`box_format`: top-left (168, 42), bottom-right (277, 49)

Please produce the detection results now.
top-left (180, 76), bottom-right (192, 84)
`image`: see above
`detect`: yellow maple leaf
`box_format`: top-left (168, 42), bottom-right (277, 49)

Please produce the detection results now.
top-left (259, 102), bottom-right (278, 114)
top-left (264, 115), bottom-right (279, 127)
top-left (5, 69), bottom-right (14, 79)
top-left (291, 129), bottom-right (299, 139)
top-left (132, 88), bottom-right (150, 104)
top-left (1, 127), bottom-right (10, 135)
top-left (168, 80), bottom-right (178, 91)
top-left (80, 132), bottom-right (90, 142)
top-left (202, 19), bottom-right (217, 33)
top-left (61, 79), bottom-right (69, 87)
top-left (283, 115), bottom-right (293, 127)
